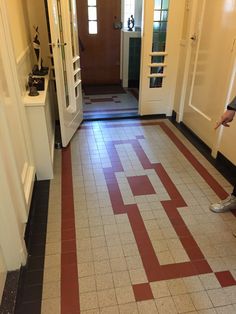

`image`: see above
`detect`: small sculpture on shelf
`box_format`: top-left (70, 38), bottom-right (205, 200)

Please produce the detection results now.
top-left (32, 26), bottom-right (48, 76)
top-left (28, 73), bottom-right (45, 96)
top-left (28, 74), bottom-right (39, 96)
top-left (128, 15), bottom-right (135, 31)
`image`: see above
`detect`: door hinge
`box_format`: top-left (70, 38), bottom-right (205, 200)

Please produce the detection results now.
top-left (186, 0), bottom-right (191, 11)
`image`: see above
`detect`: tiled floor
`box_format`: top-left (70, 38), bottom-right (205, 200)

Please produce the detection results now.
top-left (83, 90), bottom-right (139, 120)
top-left (34, 119), bottom-right (236, 313)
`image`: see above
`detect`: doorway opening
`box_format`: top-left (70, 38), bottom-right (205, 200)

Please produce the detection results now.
top-left (76, 0), bottom-right (143, 120)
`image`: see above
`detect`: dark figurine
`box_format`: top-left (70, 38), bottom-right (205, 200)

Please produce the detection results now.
top-left (128, 15), bottom-right (135, 31)
top-left (28, 73), bottom-right (45, 94)
top-left (32, 26), bottom-right (48, 76)
top-left (28, 73), bottom-right (38, 96)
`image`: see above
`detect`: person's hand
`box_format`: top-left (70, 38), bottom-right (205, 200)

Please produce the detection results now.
top-left (215, 110), bottom-right (235, 129)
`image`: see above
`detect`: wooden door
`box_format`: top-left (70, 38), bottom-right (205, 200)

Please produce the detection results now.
top-left (183, 0), bottom-right (236, 149)
top-left (77, 0), bottom-right (121, 85)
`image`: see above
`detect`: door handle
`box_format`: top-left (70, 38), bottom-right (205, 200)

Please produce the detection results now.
top-left (113, 21), bottom-right (123, 30)
top-left (49, 41), bottom-right (67, 48)
top-left (57, 39), bottom-right (67, 47)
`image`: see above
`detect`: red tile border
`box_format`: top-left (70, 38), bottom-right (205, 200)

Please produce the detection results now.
top-left (133, 283), bottom-right (154, 301)
top-left (159, 123), bottom-right (228, 200)
top-left (61, 146), bottom-right (80, 314)
top-left (215, 271), bottom-right (236, 287)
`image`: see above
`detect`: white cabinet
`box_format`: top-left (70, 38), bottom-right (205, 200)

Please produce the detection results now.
top-left (24, 77), bottom-right (55, 180)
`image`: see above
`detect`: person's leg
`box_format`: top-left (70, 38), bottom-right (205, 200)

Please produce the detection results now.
top-left (232, 184), bottom-right (236, 196)
top-left (210, 182), bottom-right (236, 213)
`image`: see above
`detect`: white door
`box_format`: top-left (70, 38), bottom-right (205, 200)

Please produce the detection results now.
top-left (139, 0), bottom-right (185, 115)
top-left (0, 0), bottom-right (31, 270)
top-left (47, 0), bottom-right (83, 147)
top-left (183, 0), bottom-right (236, 149)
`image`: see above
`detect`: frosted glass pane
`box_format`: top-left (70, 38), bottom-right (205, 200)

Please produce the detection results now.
top-left (161, 10), bottom-right (168, 21)
top-left (88, 0), bottom-right (96, 5)
top-left (154, 10), bottom-right (161, 21)
top-left (163, 0), bottom-right (169, 10)
top-left (89, 21), bottom-right (97, 34)
top-left (69, 0), bottom-right (79, 57)
top-left (153, 22), bottom-right (160, 31)
top-left (88, 7), bottom-right (97, 20)
top-left (154, 0), bottom-right (162, 10)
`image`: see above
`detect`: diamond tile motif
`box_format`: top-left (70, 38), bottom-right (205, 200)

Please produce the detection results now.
top-left (127, 175), bottom-right (156, 196)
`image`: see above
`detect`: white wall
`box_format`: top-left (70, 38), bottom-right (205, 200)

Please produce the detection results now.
top-left (26, 0), bottom-right (50, 68)
top-left (135, 0), bottom-right (142, 28)
top-left (121, 0), bottom-right (143, 29)
top-left (6, 0), bottom-right (31, 60)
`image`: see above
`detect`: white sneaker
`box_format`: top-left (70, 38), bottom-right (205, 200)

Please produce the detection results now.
top-left (209, 195), bottom-right (236, 213)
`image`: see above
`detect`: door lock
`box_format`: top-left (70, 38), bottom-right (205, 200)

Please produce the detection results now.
top-left (49, 41), bottom-right (67, 48)
top-left (190, 33), bottom-right (197, 41)
top-left (57, 42), bottom-right (67, 47)
top-left (113, 21), bottom-right (123, 30)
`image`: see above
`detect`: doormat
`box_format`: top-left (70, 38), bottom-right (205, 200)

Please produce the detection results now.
top-left (83, 85), bottom-right (126, 95)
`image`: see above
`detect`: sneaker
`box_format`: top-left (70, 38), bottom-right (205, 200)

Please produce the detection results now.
top-left (209, 195), bottom-right (236, 213)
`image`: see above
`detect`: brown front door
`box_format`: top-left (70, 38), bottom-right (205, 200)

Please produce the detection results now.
top-left (77, 0), bottom-right (121, 85)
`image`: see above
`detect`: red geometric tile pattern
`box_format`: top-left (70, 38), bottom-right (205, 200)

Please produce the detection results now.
top-left (215, 271), bottom-right (236, 287)
top-left (84, 95), bottom-right (121, 104)
top-left (100, 122), bottom-right (235, 300)
top-left (104, 139), bottom-right (212, 284)
top-left (127, 175), bottom-right (156, 196)
top-left (132, 283), bottom-right (154, 301)
top-left (63, 120), bottom-right (236, 310)
top-left (61, 146), bottom-right (80, 313)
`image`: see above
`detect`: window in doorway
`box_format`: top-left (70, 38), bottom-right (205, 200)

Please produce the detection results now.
top-left (88, 0), bottom-right (98, 34)
top-left (149, 0), bottom-right (169, 88)
top-left (124, 0), bottom-right (135, 29)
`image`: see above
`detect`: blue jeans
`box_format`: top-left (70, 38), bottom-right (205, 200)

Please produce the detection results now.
top-left (233, 185), bottom-right (236, 196)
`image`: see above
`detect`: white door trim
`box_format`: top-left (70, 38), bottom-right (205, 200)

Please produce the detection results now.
top-left (0, 0), bottom-right (35, 214)
top-left (0, 0), bottom-right (34, 269)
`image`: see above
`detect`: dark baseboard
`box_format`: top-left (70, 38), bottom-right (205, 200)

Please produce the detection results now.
top-left (13, 180), bottom-right (50, 314)
top-left (170, 110), bottom-right (236, 186)
top-left (128, 80), bottom-right (140, 88)
top-left (83, 113), bottom-right (166, 122)
top-left (0, 271), bottom-right (20, 314)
